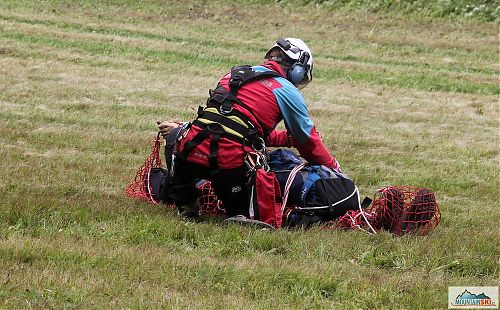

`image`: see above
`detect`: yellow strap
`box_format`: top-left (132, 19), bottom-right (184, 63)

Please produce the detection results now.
top-left (197, 119), bottom-right (245, 139)
top-left (198, 107), bottom-right (250, 139)
top-left (205, 107), bottom-right (249, 128)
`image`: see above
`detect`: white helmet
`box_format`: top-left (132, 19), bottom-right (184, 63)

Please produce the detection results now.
top-left (265, 38), bottom-right (313, 89)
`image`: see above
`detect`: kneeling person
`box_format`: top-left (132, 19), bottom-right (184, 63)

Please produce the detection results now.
top-left (158, 38), bottom-right (341, 219)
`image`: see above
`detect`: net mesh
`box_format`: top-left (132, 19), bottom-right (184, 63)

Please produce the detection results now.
top-left (125, 133), bottom-right (223, 211)
top-left (336, 186), bottom-right (440, 235)
top-left (125, 133), bottom-right (164, 204)
top-left (336, 209), bottom-right (377, 233)
top-left (195, 180), bottom-right (225, 216)
top-left (125, 137), bottom-right (440, 234)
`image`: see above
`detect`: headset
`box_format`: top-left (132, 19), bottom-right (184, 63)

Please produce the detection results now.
top-left (276, 38), bottom-right (311, 87)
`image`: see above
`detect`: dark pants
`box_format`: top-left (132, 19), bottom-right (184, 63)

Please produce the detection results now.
top-left (163, 158), bottom-right (250, 217)
top-left (161, 128), bottom-right (250, 217)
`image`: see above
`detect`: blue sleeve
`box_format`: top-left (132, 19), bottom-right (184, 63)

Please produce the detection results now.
top-left (272, 78), bottom-right (313, 144)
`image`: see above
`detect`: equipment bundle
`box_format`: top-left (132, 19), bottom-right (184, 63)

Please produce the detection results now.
top-left (126, 134), bottom-right (441, 235)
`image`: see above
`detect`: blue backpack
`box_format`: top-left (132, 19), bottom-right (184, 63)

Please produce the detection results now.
top-left (268, 149), bottom-right (361, 226)
top-left (267, 148), bottom-right (303, 170)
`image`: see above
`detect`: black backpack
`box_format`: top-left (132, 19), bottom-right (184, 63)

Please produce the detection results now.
top-left (268, 149), bottom-right (362, 228)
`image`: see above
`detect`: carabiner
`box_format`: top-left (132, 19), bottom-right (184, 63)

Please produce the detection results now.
top-left (252, 137), bottom-right (266, 153)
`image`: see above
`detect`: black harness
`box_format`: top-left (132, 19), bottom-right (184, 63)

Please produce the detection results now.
top-left (179, 65), bottom-right (281, 175)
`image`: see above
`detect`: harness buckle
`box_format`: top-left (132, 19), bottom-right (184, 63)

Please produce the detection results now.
top-left (252, 137), bottom-right (266, 153)
top-left (245, 151), bottom-right (269, 173)
top-left (248, 138), bottom-right (269, 172)
top-left (229, 77), bottom-right (243, 88)
top-left (177, 122), bottom-right (191, 142)
top-left (206, 123), bottom-right (225, 134)
top-left (219, 103), bottom-right (233, 115)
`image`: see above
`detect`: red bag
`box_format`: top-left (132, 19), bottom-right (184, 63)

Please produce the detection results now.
top-left (249, 169), bottom-right (283, 228)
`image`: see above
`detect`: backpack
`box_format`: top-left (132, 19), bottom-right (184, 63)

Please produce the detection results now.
top-left (267, 149), bottom-right (361, 227)
top-left (267, 148), bottom-right (303, 170)
top-left (248, 168), bottom-right (283, 228)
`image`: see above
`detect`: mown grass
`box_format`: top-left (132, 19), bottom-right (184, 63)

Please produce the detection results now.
top-left (1, 18), bottom-right (497, 95)
top-left (0, 0), bottom-right (499, 309)
top-left (281, 0), bottom-right (500, 22)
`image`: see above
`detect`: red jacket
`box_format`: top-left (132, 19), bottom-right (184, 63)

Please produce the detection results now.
top-left (178, 61), bottom-right (341, 171)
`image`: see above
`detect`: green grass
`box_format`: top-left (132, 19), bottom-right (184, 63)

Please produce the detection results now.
top-left (1, 18), bottom-right (497, 95)
top-left (282, 0), bottom-right (500, 22)
top-left (0, 0), bottom-right (499, 308)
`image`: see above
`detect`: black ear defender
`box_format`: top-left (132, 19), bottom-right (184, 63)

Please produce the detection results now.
top-left (287, 51), bottom-right (310, 86)
top-left (275, 38), bottom-right (310, 86)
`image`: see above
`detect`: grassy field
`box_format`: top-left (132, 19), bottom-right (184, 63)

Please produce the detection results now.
top-left (0, 0), bottom-right (498, 308)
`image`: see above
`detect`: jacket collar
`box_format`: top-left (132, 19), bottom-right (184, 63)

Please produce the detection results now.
top-left (261, 60), bottom-right (286, 78)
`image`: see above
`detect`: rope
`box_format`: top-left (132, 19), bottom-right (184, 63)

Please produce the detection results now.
top-left (280, 163), bottom-right (306, 215)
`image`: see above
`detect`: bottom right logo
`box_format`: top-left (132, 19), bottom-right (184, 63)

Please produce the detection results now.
top-left (449, 287), bottom-right (499, 309)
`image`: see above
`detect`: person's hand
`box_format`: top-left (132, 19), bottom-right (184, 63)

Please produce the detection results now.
top-left (157, 121), bottom-right (180, 138)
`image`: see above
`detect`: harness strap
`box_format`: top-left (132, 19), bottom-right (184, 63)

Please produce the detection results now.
top-left (209, 85), bottom-right (256, 116)
top-left (199, 110), bottom-right (250, 139)
top-left (179, 127), bottom-right (211, 160)
top-left (229, 65), bottom-right (281, 97)
top-left (192, 119), bottom-right (249, 146)
top-left (300, 167), bottom-right (321, 208)
top-left (209, 131), bottom-right (221, 176)
top-left (223, 66), bottom-right (281, 114)
top-left (181, 65), bottom-right (281, 173)
top-left (179, 123), bottom-right (239, 177)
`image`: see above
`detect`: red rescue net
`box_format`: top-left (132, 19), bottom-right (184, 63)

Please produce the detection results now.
top-left (195, 180), bottom-right (225, 216)
top-left (125, 133), bottom-right (164, 204)
top-left (336, 209), bottom-right (377, 233)
top-left (336, 186), bottom-right (441, 235)
top-left (125, 133), bottom-right (224, 212)
top-left (125, 136), bottom-right (440, 234)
